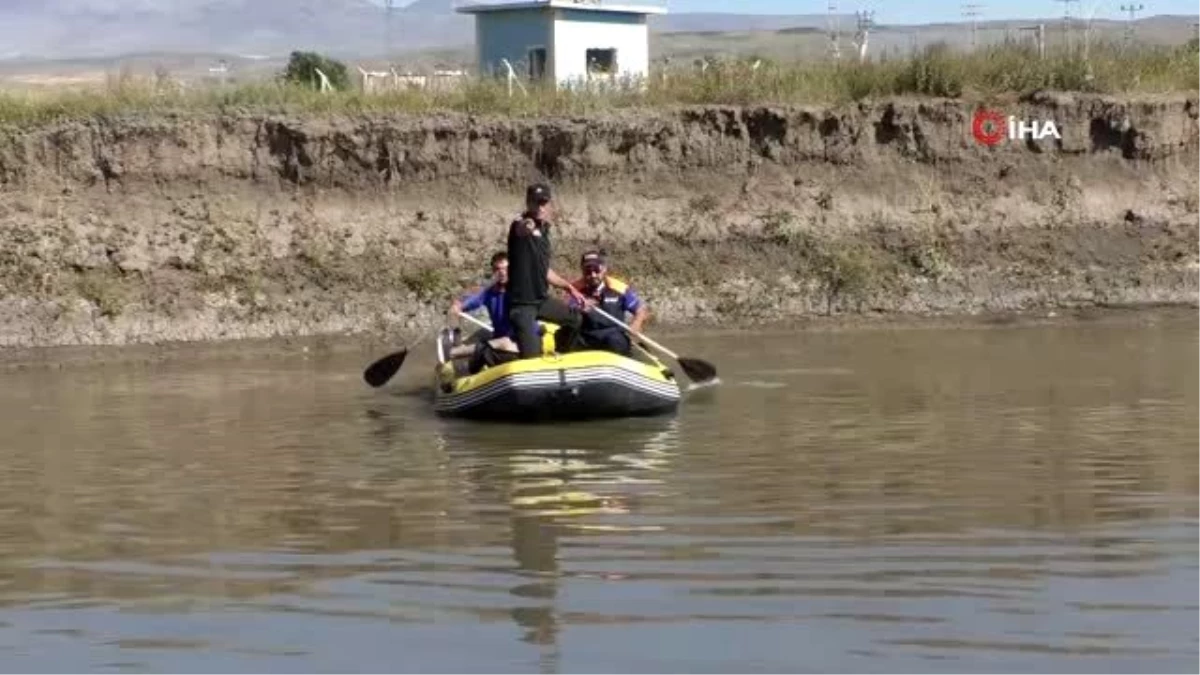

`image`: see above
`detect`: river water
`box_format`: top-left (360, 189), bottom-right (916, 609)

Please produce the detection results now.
top-left (0, 310), bottom-right (1196, 673)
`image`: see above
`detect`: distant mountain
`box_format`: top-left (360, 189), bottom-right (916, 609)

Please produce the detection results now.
top-left (0, 0), bottom-right (453, 60)
top-left (401, 0), bottom-right (456, 12)
top-left (403, 1), bottom-right (841, 33)
top-left (0, 1), bottom-right (1193, 62)
top-left (0, 0), bottom-right (843, 60)
top-left (651, 13), bottom-right (838, 33)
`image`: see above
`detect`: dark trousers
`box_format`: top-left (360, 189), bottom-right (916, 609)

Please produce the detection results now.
top-left (467, 341), bottom-right (517, 374)
top-left (508, 298), bottom-right (583, 358)
top-left (580, 326), bottom-right (632, 356)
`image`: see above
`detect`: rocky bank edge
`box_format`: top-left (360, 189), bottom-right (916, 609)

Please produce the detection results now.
top-left (0, 92), bottom-right (1197, 348)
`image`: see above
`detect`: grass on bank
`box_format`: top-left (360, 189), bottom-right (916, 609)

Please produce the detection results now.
top-left (0, 40), bottom-right (1196, 125)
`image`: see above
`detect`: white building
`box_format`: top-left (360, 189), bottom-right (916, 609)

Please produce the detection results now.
top-left (455, 0), bottom-right (667, 89)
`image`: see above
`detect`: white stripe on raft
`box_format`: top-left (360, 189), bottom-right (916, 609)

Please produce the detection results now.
top-left (434, 366), bottom-right (681, 412)
top-left (434, 372), bottom-right (680, 413)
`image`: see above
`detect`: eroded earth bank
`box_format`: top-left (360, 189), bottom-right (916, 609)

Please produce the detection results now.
top-left (0, 92), bottom-right (1197, 348)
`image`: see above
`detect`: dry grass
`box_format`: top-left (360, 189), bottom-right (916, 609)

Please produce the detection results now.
top-left (0, 40), bottom-right (1195, 125)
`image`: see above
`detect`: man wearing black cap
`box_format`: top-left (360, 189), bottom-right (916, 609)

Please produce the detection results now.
top-left (569, 250), bottom-right (649, 357)
top-left (505, 183), bottom-right (588, 358)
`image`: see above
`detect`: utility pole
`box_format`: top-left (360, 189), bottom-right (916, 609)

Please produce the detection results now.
top-left (963, 2), bottom-right (984, 51)
top-left (853, 10), bottom-right (875, 62)
top-left (1054, 0), bottom-right (1080, 52)
top-left (827, 0), bottom-right (842, 60)
top-left (1120, 3), bottom-right (1144, 48)
top-left (386, 0), bottom-right (396, 61)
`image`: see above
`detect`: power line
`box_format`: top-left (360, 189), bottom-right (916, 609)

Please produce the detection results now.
top-left (963, 3), bottom-right (984, 51)
top-left (853, 10), bottom-right (875, 62)
top-left (386, 0), bottom-right (396, 60)
top-left (1054, 0), bottom-right (1081, 51)
top-left (827, 0), bottom-right (841, 60)
top-left (1120, 3), bottom-right (1145, 47)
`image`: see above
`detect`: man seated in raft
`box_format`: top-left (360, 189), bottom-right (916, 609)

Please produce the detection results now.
top-left (443, 251), bottom-right (519, 374)
top-left (567, 250), bottom-right (650, 357)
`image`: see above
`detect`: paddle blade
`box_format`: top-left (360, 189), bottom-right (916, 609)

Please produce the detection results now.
top-left (362, 349), bottom-right (408, 388)
top-left (678, 357), bottom-right (718, 384)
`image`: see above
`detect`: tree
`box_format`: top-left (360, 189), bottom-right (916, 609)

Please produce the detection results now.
top-left (281, 51), bottom-right (350, 91)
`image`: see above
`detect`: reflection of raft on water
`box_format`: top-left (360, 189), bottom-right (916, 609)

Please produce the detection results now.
top-left (433, 322), bottom-right (682, 422)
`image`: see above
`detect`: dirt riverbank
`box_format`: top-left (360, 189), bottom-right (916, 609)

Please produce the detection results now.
top-left (0, 92), bottom-right (1196, 349)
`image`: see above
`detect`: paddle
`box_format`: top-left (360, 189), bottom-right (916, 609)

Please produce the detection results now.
top-left (455, 311), bottom-right (526, 355)
top-left (363, 310), bottom-right (505, 388)
top-left (586, 306), bottom-right (718, 385)
top-left (457, 311), bottom-right (493, 333)
top-left (363, 345), bottom-right (414, 388)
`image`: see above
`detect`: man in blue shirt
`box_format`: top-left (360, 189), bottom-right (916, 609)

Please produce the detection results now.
top-left (568, 251), bottom-right (650, 357)
top-left (444, 251), bottom-right (518, 374)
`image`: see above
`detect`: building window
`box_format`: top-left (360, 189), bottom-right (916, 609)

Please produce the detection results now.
top-left (586, 48), bottom-right (617, 76)
top-left (528, 47), bottom-right (547, 80)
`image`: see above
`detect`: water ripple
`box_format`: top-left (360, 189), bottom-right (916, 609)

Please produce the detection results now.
top-left (0, 312), bottom-right (1195, 672)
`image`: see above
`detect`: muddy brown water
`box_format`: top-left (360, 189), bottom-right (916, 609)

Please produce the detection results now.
top-left (0, 309), bottom-right (1196, 673)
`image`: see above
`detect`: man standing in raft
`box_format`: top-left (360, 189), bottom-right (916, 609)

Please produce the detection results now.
top-left (505, 183), bottom-right (589, 358)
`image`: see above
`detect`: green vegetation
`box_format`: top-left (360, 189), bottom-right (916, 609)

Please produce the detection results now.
top-left (0, 41), bottom-right (1194, 125)
top-left (75, 270), bottom-right (129, 318)
top-left (280, 51), bottom-right (351, 91)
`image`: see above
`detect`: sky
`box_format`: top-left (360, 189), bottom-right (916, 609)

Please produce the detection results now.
top-left (394, 0), bottom-right (1200, 25)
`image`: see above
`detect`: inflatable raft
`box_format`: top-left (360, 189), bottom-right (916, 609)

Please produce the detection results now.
top-left (432, 324), bottom-right (681, 422)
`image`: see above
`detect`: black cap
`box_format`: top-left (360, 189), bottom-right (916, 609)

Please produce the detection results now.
top-left (526, 183), bottom-right (552, 204)
top-left (580, 250), bottom-right (606, 268)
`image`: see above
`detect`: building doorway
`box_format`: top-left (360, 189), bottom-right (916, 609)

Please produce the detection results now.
top-left (528, 47), bottom-right (547, 80)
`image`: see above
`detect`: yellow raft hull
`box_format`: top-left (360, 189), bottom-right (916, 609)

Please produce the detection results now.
top-left (433, 325), bottom-right (681, 422)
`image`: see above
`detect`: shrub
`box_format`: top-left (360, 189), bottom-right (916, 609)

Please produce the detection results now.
top-left (280, 51), bottom-right (350, 91)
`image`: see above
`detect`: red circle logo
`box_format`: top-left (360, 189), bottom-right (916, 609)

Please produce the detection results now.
top-left (972, 108), bottom-right (1006, 147)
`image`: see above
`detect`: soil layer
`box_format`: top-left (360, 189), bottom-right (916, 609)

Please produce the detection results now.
top-left (0, 92), bottom-right (1196, 348)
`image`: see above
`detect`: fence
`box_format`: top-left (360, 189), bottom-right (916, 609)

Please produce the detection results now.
top-left (357, 67), bottom-right (468, 94)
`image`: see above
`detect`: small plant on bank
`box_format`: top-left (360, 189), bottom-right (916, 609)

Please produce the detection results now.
top-left (280, 51), bottom-right (351, 91)
top-left (813, 244), bottom-right (880, 316)
top-left (75, 270), bottom-right (127, 318)
top-left (687, 194), bottom-right (720, 215)
top-left (759, 209), bottom-right (803, 244)
top-left (401, 266), bottom-right (452, 302)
